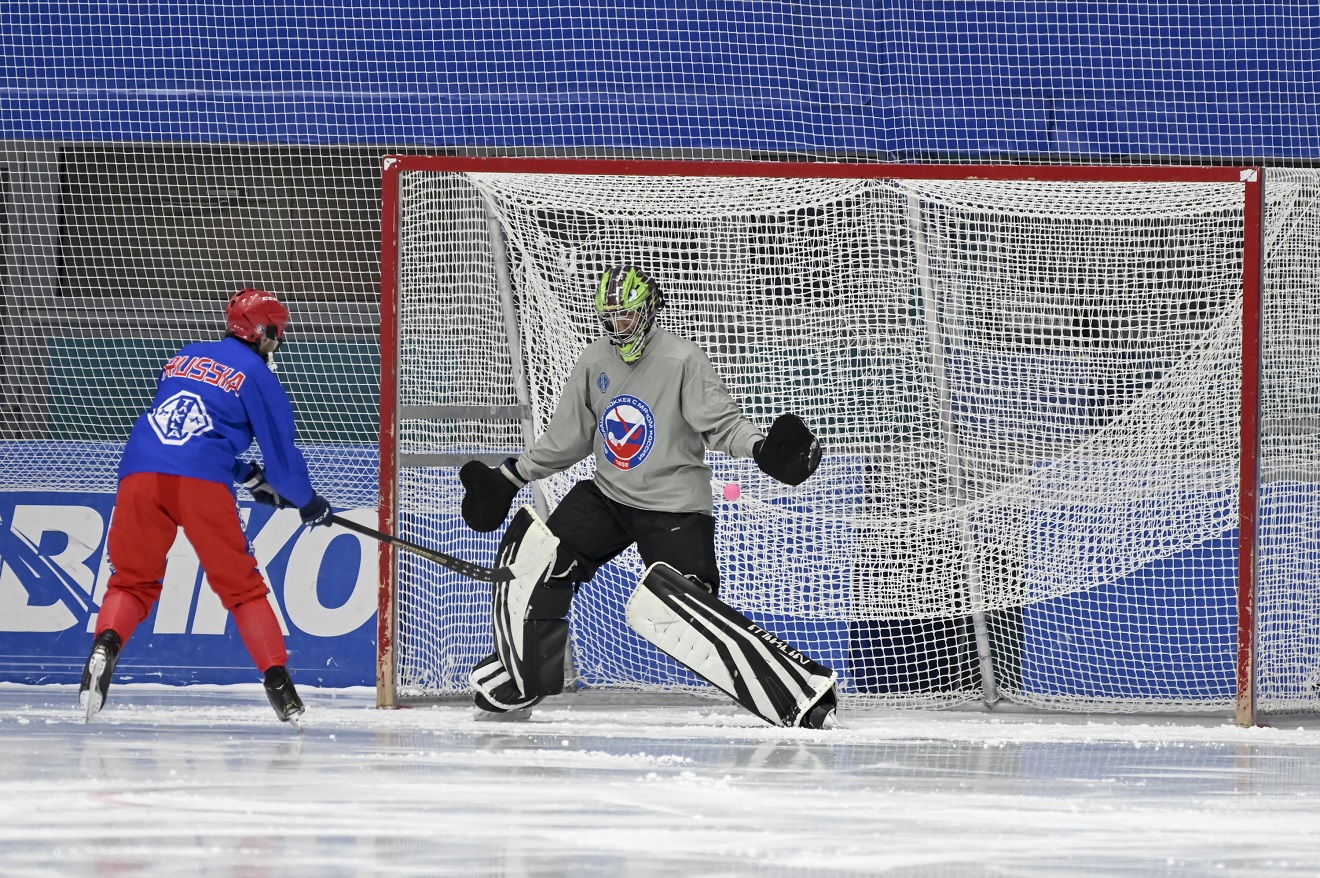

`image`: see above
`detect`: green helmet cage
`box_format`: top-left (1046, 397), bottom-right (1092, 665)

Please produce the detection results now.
top-left (595, 265), bottom-right (663, 363)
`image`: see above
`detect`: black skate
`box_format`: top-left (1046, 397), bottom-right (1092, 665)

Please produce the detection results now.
top-left (801, 701), bottom-right (839, 730)
top-left (79, 630), bottom-right (122, 723)
top-left (473, 690), bottom-right (541, 722)
top-left (263, 665), bottom-right (305, 725)
top-left (800, 685), bottom-right (840, 730)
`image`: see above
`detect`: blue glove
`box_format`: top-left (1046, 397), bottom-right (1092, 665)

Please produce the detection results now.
top-left (299, 494), bottom-right (332, 527)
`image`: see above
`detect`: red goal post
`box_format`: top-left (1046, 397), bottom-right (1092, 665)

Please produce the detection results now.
top-left (377, 156), bottom-right (1273, 724)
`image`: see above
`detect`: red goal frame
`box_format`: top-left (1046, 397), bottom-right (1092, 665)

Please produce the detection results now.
top-left (376, 156), bottom-right (1264, 723)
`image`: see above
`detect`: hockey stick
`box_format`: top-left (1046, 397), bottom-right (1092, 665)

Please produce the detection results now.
top-left (328, 514), bottom-right (513, 583)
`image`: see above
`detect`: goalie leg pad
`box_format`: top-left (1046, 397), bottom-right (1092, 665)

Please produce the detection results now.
top-left (490, 506), bottom-right (571, 699)
top-left (470, 652), bottom-right (542, 712)
top-left (523, 618), bottom-right (570, 697)
top-left (626, 562), bottom-right (838, 728)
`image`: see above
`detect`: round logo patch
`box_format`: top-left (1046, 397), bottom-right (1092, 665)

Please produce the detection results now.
top-left (599, 395), bottom-right (655, 471)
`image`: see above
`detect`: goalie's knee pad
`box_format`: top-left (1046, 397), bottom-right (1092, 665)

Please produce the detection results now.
top-left (625, 562), bottom-right (839, 728)
top-left (490, 506), bottom-right (573, 700)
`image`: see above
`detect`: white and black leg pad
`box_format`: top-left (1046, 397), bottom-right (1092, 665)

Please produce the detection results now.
top-left (470, 653), bottom-right (543, 712)
top-left (490, 505), bottom-right (564, 698)
top-left (626, 562), bottom-right (839, 728)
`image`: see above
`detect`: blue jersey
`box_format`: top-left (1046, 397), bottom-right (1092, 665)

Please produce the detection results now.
top-left (119, 337), bottom-right (315, 508)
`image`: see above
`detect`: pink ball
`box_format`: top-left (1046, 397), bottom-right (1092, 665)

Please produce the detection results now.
top-left (722, 483), bottom-right (741, 501)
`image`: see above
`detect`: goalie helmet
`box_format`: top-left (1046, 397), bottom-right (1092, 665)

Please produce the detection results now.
top-left (226, 288), bottom-right (289, 347)
top-left (595, 265), bottom-right (663, 364)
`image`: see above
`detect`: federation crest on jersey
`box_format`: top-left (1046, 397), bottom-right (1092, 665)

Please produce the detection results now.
top-left (148, 390), bottom-right (214, 446)
top-left (599, 394), bottom-right (655, 470)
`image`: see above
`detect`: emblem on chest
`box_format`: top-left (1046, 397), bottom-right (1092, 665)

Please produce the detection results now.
top-left (598, 394), bottom-right (655, 470)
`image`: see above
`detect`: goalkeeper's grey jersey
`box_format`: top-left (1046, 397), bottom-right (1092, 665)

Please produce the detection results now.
top-left (517, 328), bottom-right (764, 515)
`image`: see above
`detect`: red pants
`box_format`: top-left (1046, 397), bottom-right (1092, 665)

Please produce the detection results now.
top-left (97, 472), bottom-right (288, 672)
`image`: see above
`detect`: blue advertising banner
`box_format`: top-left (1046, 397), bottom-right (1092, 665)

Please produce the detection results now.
top-left (0, 491), bottom-right (379, 687)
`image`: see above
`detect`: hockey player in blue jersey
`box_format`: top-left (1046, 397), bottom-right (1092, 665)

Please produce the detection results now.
top-left (79, 288), bottom-right (332, 725)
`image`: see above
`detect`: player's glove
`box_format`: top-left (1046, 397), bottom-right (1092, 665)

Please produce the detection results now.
top-left (299, 494), bottom-right (332, 527)
top-left (459, 457), bottom-right (526, 532)
top-left (753, 414), bottom-right (821, 486)
top-left (240, 462), bottom-right (290, 508)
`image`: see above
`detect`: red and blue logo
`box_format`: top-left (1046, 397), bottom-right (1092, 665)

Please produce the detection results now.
top-left (599, 395), bottom-right (655, 470)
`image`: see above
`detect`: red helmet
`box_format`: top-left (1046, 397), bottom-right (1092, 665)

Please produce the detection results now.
top-left (226, 288), bottom-right (289, 344)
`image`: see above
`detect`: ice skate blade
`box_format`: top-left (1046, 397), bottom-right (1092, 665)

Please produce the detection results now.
top-left (473, 706), bottom-right (533, 723)
top-left (274, 698), bottom-right (306, 728)
top-left (82, 652), bottom-right (107, 724)
top-left (80, 690), bottom-right (103, 724)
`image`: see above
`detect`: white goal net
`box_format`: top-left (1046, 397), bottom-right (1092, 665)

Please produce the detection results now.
top-left (382, 159), bottom-right (1320, 719)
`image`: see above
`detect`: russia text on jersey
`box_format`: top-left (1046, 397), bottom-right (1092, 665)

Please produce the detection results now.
top-left (161, 355), bottom-right (246, 394)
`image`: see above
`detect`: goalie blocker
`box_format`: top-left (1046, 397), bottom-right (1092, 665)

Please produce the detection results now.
top-left (627, 562), bottom-right (838, 729)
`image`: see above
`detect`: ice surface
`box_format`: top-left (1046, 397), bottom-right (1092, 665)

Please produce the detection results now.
top-left (2, 684), bottom-right (1320, 876)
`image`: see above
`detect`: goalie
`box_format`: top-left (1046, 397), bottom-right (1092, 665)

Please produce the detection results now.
top-left (460, 265), bottom-right (835, 729)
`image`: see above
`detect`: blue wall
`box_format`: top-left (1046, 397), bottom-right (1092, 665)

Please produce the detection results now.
top-left (2, 1), bottom-right (1316, 158)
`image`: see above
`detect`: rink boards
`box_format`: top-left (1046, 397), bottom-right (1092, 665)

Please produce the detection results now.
top-left (0, 442), bottom-right (1269, 697)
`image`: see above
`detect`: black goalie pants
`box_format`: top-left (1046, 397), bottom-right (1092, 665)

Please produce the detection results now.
top-left (471, 480), bottom-right (720, 709)
top-left (548, 479), bottom-right (721, 594)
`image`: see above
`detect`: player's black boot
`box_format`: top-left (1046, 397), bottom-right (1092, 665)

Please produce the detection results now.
top-left (473, 690), bottom-right (541, 722)
top-left (800, 685), bottom-right (839, 730)
top-left (79, 630), bottom-right (122, 723)
top-left (263, 665), bottom-right (305, 724)
top-left (802, 700), bottom-right (839, 730)
top-left (470, 653), bottom-right (542, 721)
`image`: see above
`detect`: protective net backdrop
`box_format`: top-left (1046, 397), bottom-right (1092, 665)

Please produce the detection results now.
top-left (1, 1), bottom-right (1318, 709)
top-left (2, 3), bottom-right (1314, 160)
top-left (0, 146), bottom-right (382, 515)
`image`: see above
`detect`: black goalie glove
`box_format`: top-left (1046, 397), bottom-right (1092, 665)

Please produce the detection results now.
top-left (753, 414), bottom-right (821, 486)
top-left (460, 457), bottom-right (527, 532)
top-left (240, 462), bottom-right (290, 508)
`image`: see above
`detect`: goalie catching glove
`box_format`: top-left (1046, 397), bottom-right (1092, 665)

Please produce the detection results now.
top-left (460, 457), bottom-right (527, 532)
top-left (754, 414), bottom-right (821, 486)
